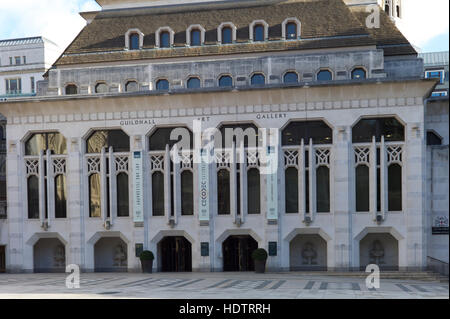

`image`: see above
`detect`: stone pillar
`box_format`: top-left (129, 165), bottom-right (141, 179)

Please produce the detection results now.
top-left (333, 126), bottom-right (352, 271)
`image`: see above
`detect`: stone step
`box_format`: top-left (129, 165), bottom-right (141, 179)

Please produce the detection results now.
top-left (288, 271), bottom-right (448, 282)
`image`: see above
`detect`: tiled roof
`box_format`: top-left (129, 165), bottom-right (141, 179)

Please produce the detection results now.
top-left (0, 36), bottom-right (44, 47)
top-left (54, 0), bottom-right (416, 66)
top-left (419, 51), bottom-right (449, 67)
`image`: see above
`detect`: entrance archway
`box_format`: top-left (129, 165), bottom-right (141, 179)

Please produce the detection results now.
top-left (158, 236), bottom-right (192, 272)
top-left (289, 234), bottom-right (327, 271)
top-left (222, 235), bottom-right (258, 271)
top-left (94, 237), bottom-right (128, 272)
top-left (359, 233), bottom-right (399, 270)
top-left (33, 238), bottom-right (66, 273)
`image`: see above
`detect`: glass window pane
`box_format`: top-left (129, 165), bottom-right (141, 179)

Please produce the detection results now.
top-left (236, 170), bottom-right (241, 215)
top-left (156, 79), bottom-right (169, 91)
top-left (27, 176), bottom-right (39, 219)
top-left (285, 167), bottom-right (298, 213)
top-left (427, 131), bottom-right (442, 145)
top-left (191, 30), bottom-right (201, 46)
top-left (218, 123), bottom-right (260, 149)
top-left (317, 70), bottom-right (332, 81)
top-left (89, 173), bottom-right (101, 217)
top-left (181, 171), bottom-right (194, 215)
top-left (117, 173), bottom-right (129, 217)
top-left (160, 32), bottom-right (170, 48)
top-left (125, 81), bottom-right (138, 92)
top-left (149, 127), bottom-right (193, 151)
top-left (219, 75), bottom-right (232, 87)
top-left (55, 174), bottom-right (67, 218)
top-left (187, 77), bottom-right (200, 89)
top-left (247, 168), bottom-right (260, 214)
top-left (65, 85), bottom-right (77, 95)
top-left (351, 68), bottom-right (366, 80)
top-left (25, 134), bottom-right (46, 156)
top-left (47, 133), bottom-right (67, 155)
top-left (152, 172), bottom-right (165, 216)
top-left (316, 166), bottom-right (330, 213)
top-left (286, 23), bottom-right (297, 39)
top-left (352, 117), bottom-right (405, 143)
top-left (355, 165), bottom-right (369, 212)
top-left (284, 72), bottom-right (298, 83)
top-left (388, 164), bottom-right (402, 211)
top-left (254, 25), bottom-right (264, 41)
top-left (305, 169), bottom-right (309, 213)
top-left (251, 74), bottom-right (265, 85)
top-left (217, 169), bottom-right (230, 215)
top-left (87, 130), bottom-right (129, 153)
top-left (130, 34), bottom-right (140, 50)
top-left (25, 133), bottom-right (66, 155)
top-left (282, 120), bottom-right (333, 146)
top-left (222, 27), bottom-right (232, 44)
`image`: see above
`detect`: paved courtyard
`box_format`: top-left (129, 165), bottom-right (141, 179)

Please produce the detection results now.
top-left (0, 272), bottom-right (448, 299)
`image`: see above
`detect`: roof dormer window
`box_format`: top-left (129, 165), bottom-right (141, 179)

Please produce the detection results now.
top-left (187, 25), bottom-right (205, 47)
top-left (282, 18), bottom-right (301, 40)
top-left (156, 27), bottom-right (174, 48)
top-left (125, 29), bottom-right (144, 50)
top-left (249, 20), bottom-right (268, 42)
top-left (218, 22), bottom-right (236, 44)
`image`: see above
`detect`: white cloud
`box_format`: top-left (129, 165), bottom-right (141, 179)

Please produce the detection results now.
top-left (396, 0), bottom-right (449, 48)
top-left (0, 0), bottom-right (100, 50)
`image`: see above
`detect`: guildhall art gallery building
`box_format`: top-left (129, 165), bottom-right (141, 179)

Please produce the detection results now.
top-left (0, 0), bottom-right (448, 273)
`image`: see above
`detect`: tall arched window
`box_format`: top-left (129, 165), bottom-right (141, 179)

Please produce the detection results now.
top-left (286, 22), bottom-right (297, 39)
top-left (54, 174), bottom-right (67, 218)
top-left (187, 77), bottom-right (201, 89)
top-left (27, 175), bottom-right (39, 219)
top-left (253, 24), bottom-right (265, 42)
top-left (284, 72), bottom-right (298, 84)
top-left (247, 168), bottom-right (260, 214)
top-left (156, 79), bottom-right (169, 91)
top-left (152, 172), bottom-right (165, 216)
top-left (285, 167), bottom-right (298, 213)
top-left (65, 84), bottom-right (78, 95)
top-left (181, 171), bottom-right (194, 215)
top-left (251, 73), bottom-right (265, 86)
top-left (317, 70), bottom-right (332, 81)
top-left (355, 165), bottom-right (370, 212)
top-left (217, 169), bottom-right (231, 215)
top-left (219, 75), bottom-right (233, 87)
top-left (160, 31), bottom-right (170, 48)
top-left (125, 81), bottom-right (138, 92)
top-left (190, 29), bottom-right (201, 46)
top-left (351, 68), bottom-right (367, 80)
top-left (129, 33), bottom-right (140, 50)
top-left (221, 27), bottom-right (232, 44)
top-left (117, 172), bottom-right (129, 217)
top-left (89, 173), bottom-right (101, 217)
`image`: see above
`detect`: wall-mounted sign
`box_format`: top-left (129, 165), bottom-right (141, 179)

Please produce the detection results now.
top-left (133, 151), bottom-right (144, 223)
top-left (198, 148), bottom-right (210, 222)
top-left (266, 146), bottom-right (278, 221)
top-left (432, 216), bottom-right (449, 235)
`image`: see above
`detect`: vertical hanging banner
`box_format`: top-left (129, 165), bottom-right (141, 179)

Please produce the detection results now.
top-left (266, 145), bottom-right (278, 221)
top-left (198, 148), bottom-right (210, 222)
top-left (133, 151), bottom-right (144, 223)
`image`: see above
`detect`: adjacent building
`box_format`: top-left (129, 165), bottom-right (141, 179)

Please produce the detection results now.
top-left (0, 0), bottom-right (447, 274)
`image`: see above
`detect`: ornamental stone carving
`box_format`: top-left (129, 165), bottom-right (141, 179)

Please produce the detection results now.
top-left (369, 240), bottom-right (385, 265)
top-left (301, 242), bottom-right (317, 265)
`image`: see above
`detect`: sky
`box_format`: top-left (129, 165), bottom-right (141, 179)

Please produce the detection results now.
top-left (0, 0), bottom-right (448, 53)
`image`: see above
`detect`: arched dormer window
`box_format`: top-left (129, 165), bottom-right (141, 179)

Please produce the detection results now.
top-left (249, 20), bottom-right (268, 42)
top-left (156, 27), bottom-right (174, 48)
top-left (125, 80), bottom-right (139, 92)
top-left (156, 79), bottom-right (169, 91)
top-left (283, 71), bottom-right (299, 84)
top-left (187, 25), bottom-right (205, 46)
top-left (218, 22), bottom-right (236, 44)
top-left (65, 84), bottom-right (78, 95)
top-left (125, 29), bottom-right (144, 50)
top-left (317, 69), bottom-right (333, 81)
top-left (95, 82), bottom-right (108, 94)
top-left (219, 75), bottom-right (233, 87)
top-left (251, 73), bottom-right (265, 86)
top-left (187, 77), bottom-right (201, 89)
top-left (351, 68), bottom-right (367, 80)
top-left (282, 18), bottom-right (301, 40)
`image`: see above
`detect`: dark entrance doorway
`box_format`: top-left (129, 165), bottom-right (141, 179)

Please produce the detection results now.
top-left (222, 235), bottom-right (258, 271)
top-left (159, 237), bottom-right (192, 272)
top-left (0, 246), bottom-right (5, 273)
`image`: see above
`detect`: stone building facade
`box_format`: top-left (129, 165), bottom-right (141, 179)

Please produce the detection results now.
top-left (0, 0), bottom-right (447, 273)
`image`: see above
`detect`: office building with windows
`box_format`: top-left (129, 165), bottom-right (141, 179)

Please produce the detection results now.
top-left (0, 0), bottom-right (447, 274)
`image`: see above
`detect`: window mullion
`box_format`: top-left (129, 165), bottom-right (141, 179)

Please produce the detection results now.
top-left (109, 147), bottom-right (117, 223)
top-left (230, 142), bottom-right (237, 221)
top-left (380, 136), bottom-right (387, 218)
top-left (240, 142), bottom-right (247, 223)
top-left (172, 144), bottom-right (180, 222)
top-left (164, 144), bottom-right (172, 223)
top-left (100, 147), bottom-right (107, 221)
top-left (38, 150), bottom-right (45, 223)
top-left (309, 139), bottom-right (316, 221)
top-left (369, 136), bottom-right (377, 220)
top-left (298, 141), bottom-right (305, 218)
top-left (46, 150), bottom-right (55, 223)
